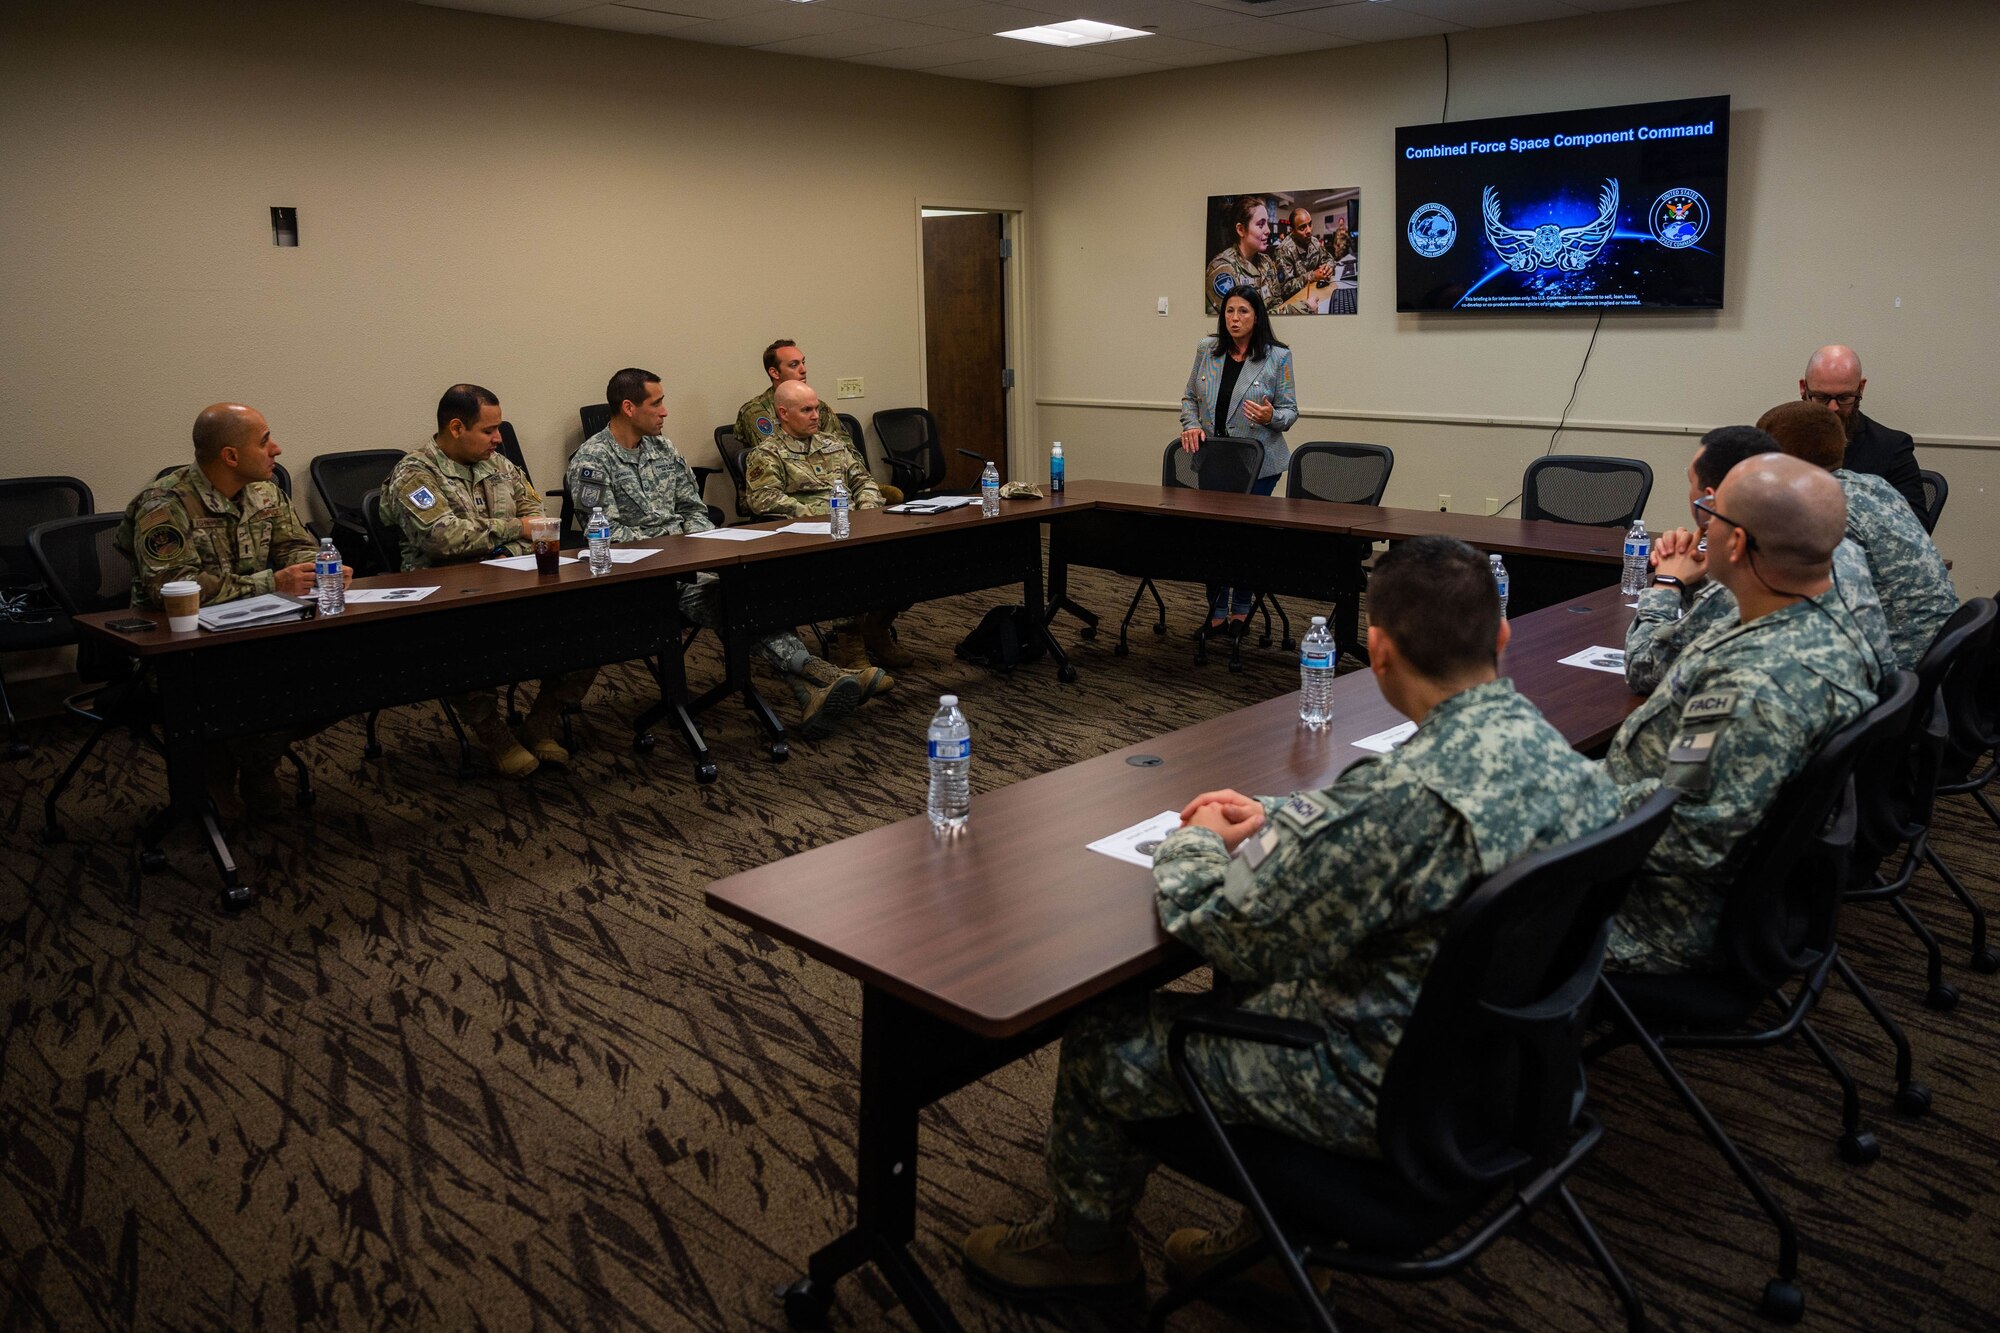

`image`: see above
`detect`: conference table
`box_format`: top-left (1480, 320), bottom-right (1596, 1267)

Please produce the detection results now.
top-left (705, 584), bottom-right (1643, 1331)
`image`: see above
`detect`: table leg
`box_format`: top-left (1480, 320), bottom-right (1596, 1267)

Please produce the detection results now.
top-left (152, 655), bottom-right (255, 913)
top-left (632, 648), bottom-right (718, 784)
top-left (1042, 531), bottom-right (1099, 639)
top-left (1334, 537), bottom-right (1370, 667)
top-left (1023, 539), bottom-right (1077, 684)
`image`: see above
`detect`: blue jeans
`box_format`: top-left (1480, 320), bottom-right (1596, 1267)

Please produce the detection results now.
top-left (1207, 472), bottom-right (1281, 618)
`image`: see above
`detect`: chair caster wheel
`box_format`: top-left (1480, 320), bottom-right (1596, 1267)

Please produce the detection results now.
top-left (140, 849), bottom-right (167, 871)
top-left (1113, 643), bottom-right (1129, 657)
top-left (362, 743), bottom-right (383, 760)
top-left (1895, 1082), bottom-right (1932, 1116)
top-left (1925, 982), bottom-right (1959, 1012)
top-left (1152, 623), bottom-right (1167, 636)
top-left (1079, 625), bottom-right (1097, 640)
top-left (1228, 660), bottom-right (1245, 674)
top-left (1760, 1278), bottom-right (1805, 1323)
top-left (1837, 1130), bottom-right (1879, 1165)
top-left (769, 742), bottom-right (790, 763)
top-left (695, 762), bottom-right (719, 784)
top-left (781, 1277), bottom-right (833, 1329)
top-left (295, 790), bottom-right (316, 810)
top-left (1971, 947), bottom-right (1999, 974)
top-left (633, 733), bottom-right (656, 754)
top-left (1281, 637), bottom-right (1296, 651)
top-left (218, 882), bottom-right (255, 914)
top-left (1258, 634), bottom-right (1272, 647)
top-left (1058, 665), bottom-right (1078, 683)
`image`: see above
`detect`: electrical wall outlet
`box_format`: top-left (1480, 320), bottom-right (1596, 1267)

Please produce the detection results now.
top-left (1485, 496), bottom-right (1501, 515)
top-left (1157, 296), bottom-right (1169, 316)
top-left (835, 377), bottom-right (863, 399)
top-left (1437, 494), bottom-right (1451, 512)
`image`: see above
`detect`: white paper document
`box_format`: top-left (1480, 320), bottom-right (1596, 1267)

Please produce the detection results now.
top-left (604, 548), bottom-right (660, 564)
top-left (343, 586), bottom-right (441, 604)
top-left (481, 554), bottom-right (579, 570)
top-left (196, 593), bottom-right (308, 631)
top-left (1085, 810), bottom-right (1183, 869)
top-left (1559, 646), bottom-right (1629, 675)
top-left (685, 527), bottom-right (774, 542)
top-left (887, 496), bottom-right (980, 514)
top-left (1352, 720), bottom-right (1418, 753)
top-left (776, 522), bottom-right (833, 535)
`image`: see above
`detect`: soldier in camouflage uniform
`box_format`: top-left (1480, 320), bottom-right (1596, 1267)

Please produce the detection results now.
top-left (731, 339), bottom-right (901, 504)
top-left (743, 379), bottom-right (915, 683)
top-left (1605, 454), bottom-right (1876, 974)
top-left (962, 537), bottom-right (1622, 1307)
top-left (382, 384), bottom-right (596, 779)
top-left (1271, 208), bottom-right (1333, 303)
top-left (1756, 400), bottom-right (1955, 669)
top-left (1626, 425), bottom-right (1893, 693)
top-left (117, 402), bottom-right (347, 819)
top-left (568, 369), bottom-right (880, 738)
top-left (1205, 197), bottom-right (1317, 316)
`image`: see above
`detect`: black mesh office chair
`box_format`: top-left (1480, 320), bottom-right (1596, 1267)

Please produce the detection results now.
top-left (1521, 456), bottom-right (1653, 527)
top-left (154, 461), bottom-right (293, 501)
top-left (1917, 469), bottom-right (1947, 533)
top-left (310, 450), bottom-right (404, 576)
top-left (578, 403), bottom-right (613, 442)
top-left (1113, 438), bottom-right (1269, 668)
top-left (1130, 791), bottom-right (1679, 1332)
top-left (713, 425), bottom-right (756, 522)
top-left (871, 407), bottom-right (948, 498)
top-left (1191, 437), bottom-right (1284, 671)
top-left (1287, 444), bottom-right (1394, 668)
top-left (1594, 671), bottom-right (1918, 1323)
top-left (1933, 593), bottom-right (2000, 972)
top-left (29, 515), bottom-right (315, 869)
top-left (495, 421), bottom-right (532, 485)
top-left (0, 476), bottom-right (94, 759)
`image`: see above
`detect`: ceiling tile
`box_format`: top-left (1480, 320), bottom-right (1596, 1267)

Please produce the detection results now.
top-left (1107, 33), bottom-right (1261, 66)
top-left (1275, 3), bottom-right (1463, 40)
top-left (613, 0), bottom-right (792, 17)
top-left (915, 3), bottom-right (1074, 34)
top-left (554, 4), bottom-right (710, 35)
top-left (1392, 0), bottom-right (1586, 26)
top-left (753, 29), bottom-right (918, 57)
top-left (1181, 16), bottom-right (1347, 54)
top-left (418, 0), bottom-right (597, 18)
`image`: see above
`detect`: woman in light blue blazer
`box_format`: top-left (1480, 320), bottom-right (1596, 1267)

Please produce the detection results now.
top-left (1178, 285), bottom-right (1298, 633)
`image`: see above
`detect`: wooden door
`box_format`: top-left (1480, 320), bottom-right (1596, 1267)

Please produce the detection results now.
top-left (922, 213), bottom-right (1008, 492)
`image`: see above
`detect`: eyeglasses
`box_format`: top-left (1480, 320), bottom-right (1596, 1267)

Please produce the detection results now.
top-left (1802, 390), bottom-right (1860, 408)
top-left (1692, 495), bottom-right (1757, 549)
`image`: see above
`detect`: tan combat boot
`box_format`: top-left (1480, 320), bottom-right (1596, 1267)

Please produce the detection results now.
top-left (961, 1207), bottom-right (1144, 1305)
top-left (862, 610), bottom-right (915, 669)
top-left (518, 693), bottom-right (571, 766)
top-left (472, 715), bottom-right (539, 778)
top-left (1163, 1211), bottom-right (1331, 1327)
top-left (790, 659), bottom-right (865, 739)
top-left (829, 626), bottom-right (894, 691)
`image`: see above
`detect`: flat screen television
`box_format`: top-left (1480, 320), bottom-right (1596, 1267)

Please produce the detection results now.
top-left (1396, 95), bottom-right (1729, 312)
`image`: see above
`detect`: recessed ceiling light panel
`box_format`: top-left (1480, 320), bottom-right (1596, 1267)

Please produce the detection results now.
top-left (996, 19), bottom-right (1152, 48)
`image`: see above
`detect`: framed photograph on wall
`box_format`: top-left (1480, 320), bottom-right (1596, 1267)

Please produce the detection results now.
top-left (1205, 189), bottom-right (1358, 315)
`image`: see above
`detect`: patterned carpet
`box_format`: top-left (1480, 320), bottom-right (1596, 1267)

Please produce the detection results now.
top-left (3, 563), bottom-right (1997, 1331)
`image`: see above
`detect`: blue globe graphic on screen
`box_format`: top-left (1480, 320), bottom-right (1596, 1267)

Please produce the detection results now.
top-left (1407, 203), bottom-right (1456, 258)
top-left (1648, 188), bottom-right (1710, 249)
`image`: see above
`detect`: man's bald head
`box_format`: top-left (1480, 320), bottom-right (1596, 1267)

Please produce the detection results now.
top-left (1806, 344), bottom-right (1861, 380)
top-left (192, 403), bottom-right (262, 463)
top-left (1715, 452), bottom-right (1846, 576)
top-left (1757, 399), bottom-right (1847, 470)
top-left (773, 379), bottom-right (821, 439)
top-left (1800, 344), bottom-right (1868, 439)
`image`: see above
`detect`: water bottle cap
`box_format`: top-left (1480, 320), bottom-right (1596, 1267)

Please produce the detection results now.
top-left (1310, 615), bottom-right (1326, 625)
top-left (939, 694), bottom-right (958, 707)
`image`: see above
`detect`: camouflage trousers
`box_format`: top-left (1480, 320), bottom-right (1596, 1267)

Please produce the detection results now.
top-left (1046, 990), bottom-right (1378, 1228)
top-left (677, 572), bottom-right (811, 676)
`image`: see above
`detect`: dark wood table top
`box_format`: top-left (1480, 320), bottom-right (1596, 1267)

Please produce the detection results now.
top-left (706, 585), bottom-right (1642, 1038)
top-left (1351, 508), bottom-right (1625, 563)
top-left (1061, 479), bottom-right (1386, 533)
top-left (72, 539), bottom-right (724, 656)
top-left (720, 492), bottom-right (1077, 566)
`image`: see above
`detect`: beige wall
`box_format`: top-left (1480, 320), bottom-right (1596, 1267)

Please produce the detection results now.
top-left (1029, 0), bottom-right (2000, 595)
top-left (0, 0), bottom-right (1030, 521)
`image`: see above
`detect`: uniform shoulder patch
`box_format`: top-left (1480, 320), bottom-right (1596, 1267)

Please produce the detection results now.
top-left (1275, 792), bottom-right (1332, 836)
top-left (142, 522), bottom-right (188, 562)
top-left (1667, 730), bottom-right (1720, 765)
top-left (755, 416), bottom-right (773, 436)
top-left (1680, 689), bottom-right (1739, 723)
top-left (1212, 272), bottom-right (1236, 298)
top-left (406, 485), bottom-right (438, 512)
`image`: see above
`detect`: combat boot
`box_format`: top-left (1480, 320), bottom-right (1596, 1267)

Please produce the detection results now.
top-left (961, 1206), bottom-right (1143, 1305)
top-left (829, 626), bottom-right (894, 691)
top-left (204, 749), bottom-right (245, 823)
top-left (1164, 1211), bottom-right (1331, 1327)
top-left (471, 715), bottom-right (539, 778)
top-left (790, 659), bottom-right (864, 740)
top-left (862, 610), bottom-right (915, 669)
top-left (237, 759), bottom-right (286, 819)
top-left (518, 693), bottom-right (571, 766)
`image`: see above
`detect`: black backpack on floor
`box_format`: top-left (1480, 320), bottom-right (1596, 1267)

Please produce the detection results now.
top-left (955, 604), bottom-right (1046, 672)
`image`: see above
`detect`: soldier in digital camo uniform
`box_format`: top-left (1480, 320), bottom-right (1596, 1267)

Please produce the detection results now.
top-left (1755, 399), bottom-right (1956, 669)
top-left (960, 537), bottom-right (1622, 1310)
top-left (1625, 425), bottom-right (1893, 694)
top-left (383, 384), bottom-right (596, 779)
top-left (1605, 454), bottom-right (1876, 974)
top-left (118, 402), bottom-right (347, 820)
top-left (568, 368), bottom-right (879, 738)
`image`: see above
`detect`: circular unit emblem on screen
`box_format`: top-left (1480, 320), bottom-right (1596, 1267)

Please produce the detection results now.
top-left (1648, 188), bottom-right (1710, 249)
top-left (1406, 203), bottom-right (1457, 258)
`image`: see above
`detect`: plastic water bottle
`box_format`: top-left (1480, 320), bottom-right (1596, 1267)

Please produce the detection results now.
top-left (587, 505), bottom-right (612, 575)
top-left (1490, 553), bottom-right (1509, 619)
top-left (1050, 440), bottom-right (1065, 495)
top-left (927, 694), bottom-right (971, 835)
top-left (315, 537), bottom-right (344, 617)
top-left (1621, 519), bottom-right (1651, 602)
top-left (829, 476), bottom-right (851, 539)
top-left (981, 460), bottom-right (1001, 517)
top-left (1298, 616), bottom-right (1335, 730)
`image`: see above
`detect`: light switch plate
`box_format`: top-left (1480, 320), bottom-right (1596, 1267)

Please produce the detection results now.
top-left (836, 377), bottom-right (863, 399)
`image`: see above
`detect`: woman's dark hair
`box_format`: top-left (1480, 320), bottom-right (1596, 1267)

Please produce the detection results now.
top-left (1227, 195), bottom-right (1267, 252)
top-left (1210, 285), bottom-right (1286, 359)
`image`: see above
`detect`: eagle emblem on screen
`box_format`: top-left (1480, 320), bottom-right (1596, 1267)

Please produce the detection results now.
top-left (1481, 179), bottom-right (1618, 272)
